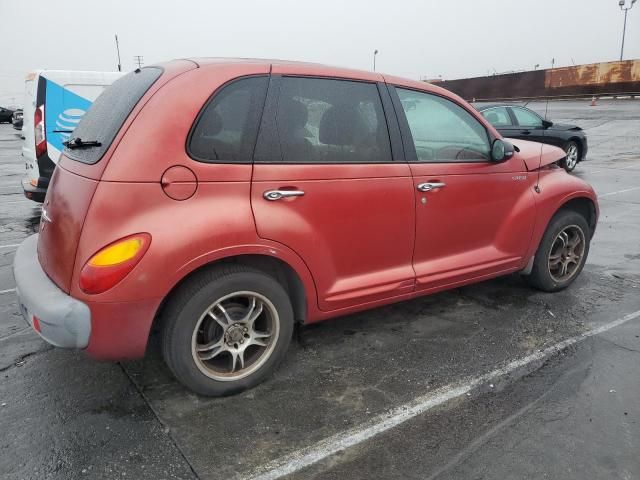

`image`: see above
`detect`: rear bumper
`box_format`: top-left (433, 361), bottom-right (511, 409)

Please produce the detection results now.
top-left (22, 177), bottom-right (47, 203)
top-left (13, 234), bottom-right (91, 348)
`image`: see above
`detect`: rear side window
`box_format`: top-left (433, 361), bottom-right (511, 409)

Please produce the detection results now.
top-left (64, 67), bottom-right (163, 164)
top-left (188, 76), bottom-right (268, 163)
top-left (255, 77), bottom-right (392, 163)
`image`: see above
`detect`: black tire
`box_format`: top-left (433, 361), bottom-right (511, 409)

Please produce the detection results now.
top-left (161, 264), bottom-right (294, 396)
top-left (561, 141), bottom-right (580, 173)
top-left (525, 210), bottom-right (591, 292)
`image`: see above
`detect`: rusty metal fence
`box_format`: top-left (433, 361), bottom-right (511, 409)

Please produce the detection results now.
top-left (433, 60), bottom-right (640, 101)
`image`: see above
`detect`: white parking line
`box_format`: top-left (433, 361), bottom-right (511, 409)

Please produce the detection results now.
top-left (599, 186), bottom-right (640, 198)
top-left (0, 288), bottom-right (16, 295)
top-left (248, 309), bottom-right (640, 480)
top-left (0, 244), bottom-right (19, 249)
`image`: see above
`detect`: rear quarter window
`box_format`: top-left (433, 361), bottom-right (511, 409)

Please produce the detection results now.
top-left (63, 67), bottom-right (163, 164)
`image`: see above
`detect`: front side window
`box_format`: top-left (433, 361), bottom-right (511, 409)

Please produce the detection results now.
top-left (255, 77), bottom-right (392, 163)
top-left (481, 107), bottom-right (512, 127)
top-left (189, 76), bottom-right (268, 163)
top-left (511, 107), bottom-right (543, 127)
top-left (397, 88), bottom-right (490, 162)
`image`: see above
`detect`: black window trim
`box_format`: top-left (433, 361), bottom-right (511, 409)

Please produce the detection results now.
top-left (186, 74), bottom-right (270, 165)
top-left (389, 85), bottom-right (497, 164)
top-left (253, 74), bottom-right (403, 165)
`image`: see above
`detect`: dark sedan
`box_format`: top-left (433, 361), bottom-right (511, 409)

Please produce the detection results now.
top-left (475, 104), bottom-right (587, 172)
top-left (0, 106), bottom-right (14, 124)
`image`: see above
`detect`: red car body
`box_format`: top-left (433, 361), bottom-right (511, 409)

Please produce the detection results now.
top-left (15, 59), bottom-right (598, 362)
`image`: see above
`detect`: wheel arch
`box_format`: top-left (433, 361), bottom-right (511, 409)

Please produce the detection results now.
top-left (523, 193), bottom-right (598, 275)
top-left (566, 137), bottom-right (583, 159)
top-left (557, 196), bottom-right (597, 237)
top-left (152, 251), bottom-right (312, 337)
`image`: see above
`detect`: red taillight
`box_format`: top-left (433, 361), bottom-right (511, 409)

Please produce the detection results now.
top-left (32, 315), bottom-right (41, 333)
top-left (34, 105), bottom-right (46, 158)
top-left (79, 234), bottom-right (151, 294)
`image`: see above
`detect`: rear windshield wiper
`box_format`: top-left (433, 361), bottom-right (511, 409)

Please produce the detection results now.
top-left (63, 137), bottom-right (102, 149)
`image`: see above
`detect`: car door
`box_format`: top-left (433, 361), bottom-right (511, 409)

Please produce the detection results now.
top-left (509, 106), bottom-right (547, 143)
top-left (251, 75), bottom-right (416, 311)
top-left (390, 86), bottom-right (536, 292)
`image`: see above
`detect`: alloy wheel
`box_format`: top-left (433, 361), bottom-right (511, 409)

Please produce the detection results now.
top-left (565, 144), bottom-right (579, 170)
top-left (191, 291), bottom-right (280, 381)
top-left (548, 225), bottom-right (586, 283)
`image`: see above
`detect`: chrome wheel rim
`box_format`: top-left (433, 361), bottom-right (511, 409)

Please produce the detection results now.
top-left (565, 144), bottom-right (579, 169)
top-left (548, 225), bottom-right (586, 283)
top-left (191, 291), bottom-right (280, 381)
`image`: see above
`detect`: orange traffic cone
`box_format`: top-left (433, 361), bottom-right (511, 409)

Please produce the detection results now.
top-left (591, 96), bottom-right (597, 106)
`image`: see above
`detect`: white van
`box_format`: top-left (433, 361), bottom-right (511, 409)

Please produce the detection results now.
top-left (22, 70), bottom-right (124, 201)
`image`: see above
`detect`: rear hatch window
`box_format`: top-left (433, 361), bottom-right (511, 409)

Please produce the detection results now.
top-left (63, 67), bottom-right (163, 165)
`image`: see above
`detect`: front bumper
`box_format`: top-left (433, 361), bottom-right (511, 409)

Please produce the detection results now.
top-left (13, 234), bottom-right (91, 348)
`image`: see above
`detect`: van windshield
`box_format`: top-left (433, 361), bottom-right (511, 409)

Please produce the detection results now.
top-left (63, 67), bottom-right (163, 164)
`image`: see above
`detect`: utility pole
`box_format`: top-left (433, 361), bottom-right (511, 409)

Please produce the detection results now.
top-left (373, 50), bottom-right (378, 71)
top-left (133, 55), bottom-right (144, 69)
top-left (114, 34), bottom-right (122, 72)
top-left (618, 0), bottom-right (637, 61)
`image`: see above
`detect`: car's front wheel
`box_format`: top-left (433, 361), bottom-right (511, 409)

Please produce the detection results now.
top-left (562, 141), bottom-right (580, 172)
top-left (525, 210), bottom-right (591, 292)
top-left (161, 265), bottom-right (294, 396)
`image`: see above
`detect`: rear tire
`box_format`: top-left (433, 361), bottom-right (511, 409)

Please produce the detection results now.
top-left (562, 141), bottom-right (580, 172)
top-left (161, 264), bottom-right (294, 396)
top-left (525, 210), bottom-right (590, 292)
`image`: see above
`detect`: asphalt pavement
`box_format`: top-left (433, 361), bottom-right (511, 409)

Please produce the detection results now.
top-left (0, 98), bottom-right (639, 479)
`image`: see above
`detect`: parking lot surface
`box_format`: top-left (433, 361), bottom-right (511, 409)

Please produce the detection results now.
top-left (1, 99), bottom-right (639, 479)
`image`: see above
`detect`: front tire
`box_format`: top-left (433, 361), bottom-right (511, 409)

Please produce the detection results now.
top-left (161, 265), bottom-right (294, 396)
top-left (525, 210), bottom-right (591, 292)
top-left (562, 141), bottom-right (580, 172)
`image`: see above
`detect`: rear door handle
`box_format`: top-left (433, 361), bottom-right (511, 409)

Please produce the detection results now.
top-left (521, 130), bottom-right (531, 135)
top-left (417, 182), bottom-right (446, 192)
top-left (263, 189), bottom-right (305, 201)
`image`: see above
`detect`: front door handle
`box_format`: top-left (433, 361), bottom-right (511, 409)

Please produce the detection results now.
top-left (263, 189), bottom-right (305, 201)
top-left (417, 182), bottom-right (446, 192)
top-left (521, 130), bottom-right (531, 135)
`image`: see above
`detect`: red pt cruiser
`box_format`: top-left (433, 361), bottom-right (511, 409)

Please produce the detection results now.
top-left (13, 59), bottom-right (598, 396)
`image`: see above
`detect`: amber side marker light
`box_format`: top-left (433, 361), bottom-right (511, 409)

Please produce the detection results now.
top-left (79, 233), bottom-right (151, 294)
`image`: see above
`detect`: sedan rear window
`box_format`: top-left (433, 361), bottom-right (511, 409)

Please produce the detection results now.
top-left (63, 67), bottom-right (163, 164)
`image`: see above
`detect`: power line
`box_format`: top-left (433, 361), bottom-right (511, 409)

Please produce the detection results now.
top-left (133, 55), bottom-right (144, 69)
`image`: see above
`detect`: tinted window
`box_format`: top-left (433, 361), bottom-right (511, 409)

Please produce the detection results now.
top-left (64, 67), bottom-right (163, 164)
top-left (255, 77), bottom-right (391, 163)
top-left (189, 76), bottom-right (268, 163)
top-left (512, 107), bottom-right (543, 127)
top-left (397, 88), bottom-right (490, 162)
top-left (481, 107), bottom-right (512, 127)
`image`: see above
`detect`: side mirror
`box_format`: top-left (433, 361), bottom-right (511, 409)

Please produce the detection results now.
top-left (542, 119), bottom-right (553, 128)
top-left (491, 139), bottom-right (515, 162)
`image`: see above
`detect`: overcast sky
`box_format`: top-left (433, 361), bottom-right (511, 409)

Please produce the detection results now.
top-left (1, 0), bottom-right (639, 106)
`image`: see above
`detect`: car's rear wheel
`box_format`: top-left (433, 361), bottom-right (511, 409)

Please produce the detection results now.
top-left (562, 141), bottom-right (580, 172)
top-left (161, 265), bottom-right (294, 396)
top-left (525, 210), bottom-right (590, 292)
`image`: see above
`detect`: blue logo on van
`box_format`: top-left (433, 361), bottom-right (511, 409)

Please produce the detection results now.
top-left (44, 80), bottom-right (93, 151)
